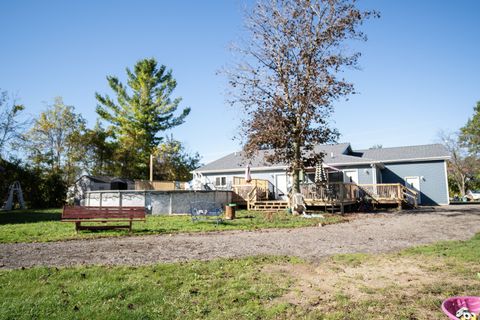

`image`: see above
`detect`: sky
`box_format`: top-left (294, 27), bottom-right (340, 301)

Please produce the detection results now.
top-left (1, 0), bottom-right (479, 164)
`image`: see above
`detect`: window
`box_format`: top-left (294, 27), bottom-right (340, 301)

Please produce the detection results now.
top-left (328, 172), bottom-right (343, 183)
top-left (215, 177), bottom-right (226, 186)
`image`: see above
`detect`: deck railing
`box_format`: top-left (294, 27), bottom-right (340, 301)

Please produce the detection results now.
top-left (232, 184), bottom-right (268, 208)
top-left (402, 185), bottom-right (419, 207)
top-left (299, 182), bottom-right (359, 202)
top-left (357, 183), bottom-right (401, 200)
top-left (299, 182), bottom-right (418, 207)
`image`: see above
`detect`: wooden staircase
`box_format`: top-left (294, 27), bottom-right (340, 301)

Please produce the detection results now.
top-left (249, 200), bottom-right (289, 211)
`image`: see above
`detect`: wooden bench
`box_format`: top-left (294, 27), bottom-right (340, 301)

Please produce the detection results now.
top-left (62, 206), bottom-right (146, 232)
top-left (190, 201), bottom-right (223, 224)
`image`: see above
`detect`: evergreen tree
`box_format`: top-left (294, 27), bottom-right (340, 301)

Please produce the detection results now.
top-left (96, 58), bottom-right (190, 179)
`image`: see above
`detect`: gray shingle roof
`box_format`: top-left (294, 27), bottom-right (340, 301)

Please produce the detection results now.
top-left (194, 143), bottom-right (450, 173)
top-left (357, 144), bottom-right (450, 162)
top-left (196, 150), bottom-right (275, 172)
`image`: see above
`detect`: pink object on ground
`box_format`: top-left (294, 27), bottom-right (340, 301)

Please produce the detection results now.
top-left (442, 297), bottom-right (480, 319)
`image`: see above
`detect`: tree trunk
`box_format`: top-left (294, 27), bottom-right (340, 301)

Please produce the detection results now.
top-left (292, 140), bottom-right (301, 194)
top-left (460, 175), bottom-right (466, 197)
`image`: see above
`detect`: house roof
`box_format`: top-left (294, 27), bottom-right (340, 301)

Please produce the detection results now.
top-left (356, 144), bottom-right (450, 162)
top-left (193, 143), bottom-right (450, 173)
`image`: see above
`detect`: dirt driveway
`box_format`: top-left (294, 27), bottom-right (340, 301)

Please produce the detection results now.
top-left (1, 205), bottom-right (479, 269)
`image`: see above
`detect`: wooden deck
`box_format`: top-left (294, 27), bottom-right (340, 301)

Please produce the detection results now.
top-left (231, 181), bottom-right (418, 212)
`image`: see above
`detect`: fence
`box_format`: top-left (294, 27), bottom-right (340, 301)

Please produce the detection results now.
top-left (134, 180), bottom-right (186, 191)
top-left (83, 190), bottom-right (232, 215)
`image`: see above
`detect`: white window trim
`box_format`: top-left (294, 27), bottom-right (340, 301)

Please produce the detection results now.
top-left (404, 176), bottom-right (421, 204)
top-left (215, 176), bottom-right (227, 187)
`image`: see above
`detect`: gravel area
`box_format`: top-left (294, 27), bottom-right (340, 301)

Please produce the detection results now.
top-left (1, 205), bottom-right (479, 269)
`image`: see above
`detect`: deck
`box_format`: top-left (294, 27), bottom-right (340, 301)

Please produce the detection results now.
top-left (232, 181), bottom-right (418, 212)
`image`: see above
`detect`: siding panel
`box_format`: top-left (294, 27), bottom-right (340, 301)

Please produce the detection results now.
top-left (381, 160), bottom-right (448, 205)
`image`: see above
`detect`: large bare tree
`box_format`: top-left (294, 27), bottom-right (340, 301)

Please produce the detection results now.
top-left (226, 0), bottom-right (377, 192)
top-left (0, 90), bottom-right (28, 158)
top-left (439, 130), bottom-right (479, 197)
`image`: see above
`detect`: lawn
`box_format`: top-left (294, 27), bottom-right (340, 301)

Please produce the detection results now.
top-left (0, 208), bottom-right (347, 243)
top-left (1, 234), bottom-right (479, 319)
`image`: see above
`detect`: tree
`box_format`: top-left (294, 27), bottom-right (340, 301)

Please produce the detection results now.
top-left (0, 90), bottom-right (28, 158)
top-left (439, 131), bottom-right (479, 196)
top-left (96, 58), bottom-right (191, 179)
top-left (79, 122), bottom-right (117, 177)
top-left (22, 97), bottom-right (86, 185)
top-left (0, 158), bottom-right (67, 208)
top-left (460, 101), bottom-right (480, 156)
top-left (152, 136), bottom-right (201, 181)
top-left (225, 0), bottom-right (377, 193)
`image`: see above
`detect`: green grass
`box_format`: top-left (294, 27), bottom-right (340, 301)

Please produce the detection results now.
top-left (0, 208), bottom-right (346, 243)
top-left (402, 232), bottom-right (480, 263)
top-left (0, 256), bottom-right (301, 320)
top-left (1, 235), bottom-right (480, 319)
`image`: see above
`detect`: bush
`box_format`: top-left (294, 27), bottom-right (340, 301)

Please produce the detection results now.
top-left (0, 158), bottom-right (66, 208)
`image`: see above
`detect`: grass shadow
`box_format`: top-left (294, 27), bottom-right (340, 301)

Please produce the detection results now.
top-left (0, 209), bottom-right (61, 225)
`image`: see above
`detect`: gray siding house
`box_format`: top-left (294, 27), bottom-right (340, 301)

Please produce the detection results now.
top-left (192, 143), bottom-right (450, 205)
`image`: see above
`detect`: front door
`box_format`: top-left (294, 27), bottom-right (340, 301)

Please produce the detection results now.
top-left (275, 174), bottom-right (287, 200)
top-left (343, 170), bottom-right (359, 184)
top-left (405, 176), bottom-right (421, 204)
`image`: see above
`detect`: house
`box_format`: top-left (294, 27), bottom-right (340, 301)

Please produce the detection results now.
top-left (192, 143), bottom-right (450, 206)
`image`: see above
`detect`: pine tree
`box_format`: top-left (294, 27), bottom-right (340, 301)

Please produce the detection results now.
top-left (96, 58), bottom-right (190, 178)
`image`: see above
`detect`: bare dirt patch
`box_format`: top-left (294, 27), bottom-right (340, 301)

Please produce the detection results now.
top-left (268, 256), bottom-right (455, 305)
top-left (266, 255), bottom-right (479, 318)
top-left (1, 205), bottom-right (479, 269)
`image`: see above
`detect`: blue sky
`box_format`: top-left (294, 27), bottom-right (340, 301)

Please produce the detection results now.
top-left (1, 0), bottom-right (479, 164)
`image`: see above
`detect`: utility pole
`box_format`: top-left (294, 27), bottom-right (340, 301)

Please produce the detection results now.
top-left (149, 154), bottom-right (153, 182)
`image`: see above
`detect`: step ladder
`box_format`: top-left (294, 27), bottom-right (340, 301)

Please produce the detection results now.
top-left (3, 181), bottom-right (26, 210)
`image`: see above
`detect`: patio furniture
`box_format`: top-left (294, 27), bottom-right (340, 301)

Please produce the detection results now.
top-left (190, 201), bottom-right (223, 224)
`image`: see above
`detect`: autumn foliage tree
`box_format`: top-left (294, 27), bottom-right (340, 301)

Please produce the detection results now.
top-left (226, 0), bottom-right (377, 193)
top-left (22, 97), bottom-right (86, 185)
top-left (152, 136), bottom-right (201, 181)
top-left (439, 131), bottom-right (479, 196)
top-left (0, 90), bottom-right (28, 158)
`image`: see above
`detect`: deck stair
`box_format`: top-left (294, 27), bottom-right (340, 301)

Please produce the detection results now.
top-left (250, 200), bottom-right (288, 211)
top-left (357, 185), bottom-right (381, 204)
